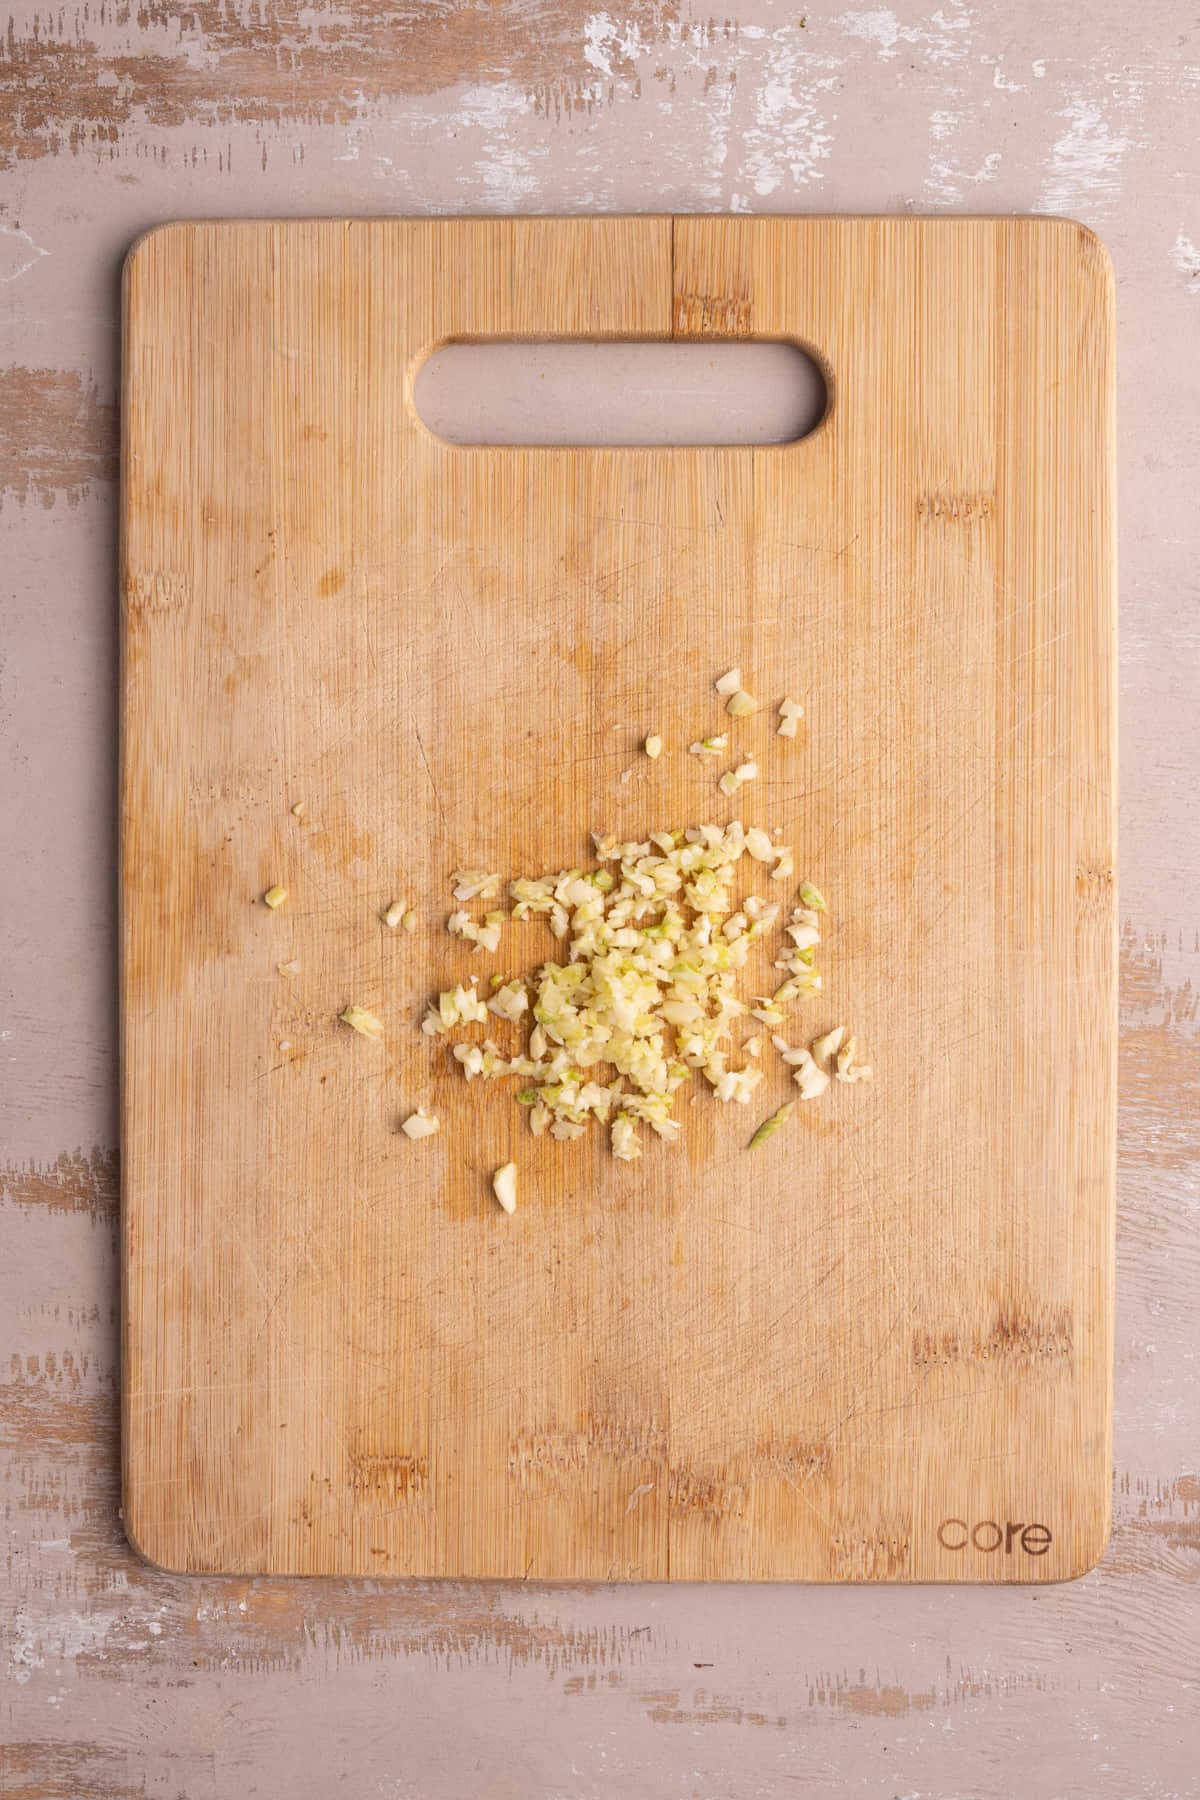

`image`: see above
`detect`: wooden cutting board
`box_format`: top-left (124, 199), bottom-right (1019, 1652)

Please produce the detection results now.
top-left (121, 216), bottom-right (1115, 1581)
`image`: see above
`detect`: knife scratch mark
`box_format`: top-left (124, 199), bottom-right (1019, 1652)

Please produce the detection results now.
top-left (413, 722), bottom-right (446, 827)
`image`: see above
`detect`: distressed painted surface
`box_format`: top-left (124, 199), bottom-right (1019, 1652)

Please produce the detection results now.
top-left (1, 0), bottom-right (1197, 1793)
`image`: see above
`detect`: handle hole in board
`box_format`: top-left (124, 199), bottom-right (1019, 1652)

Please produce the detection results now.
top-left (413, 341), bottom-right (828, 447)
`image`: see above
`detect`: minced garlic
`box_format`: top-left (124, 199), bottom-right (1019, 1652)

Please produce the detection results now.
top-left (401, 1108), bottom-right (439, 1139)
top-left (749, 1100), bottom-right (794, 1148)
top-left (340, 1004), bottom-right (383, 1039)
top-left (492, 1162), bottom-right (517, 1213)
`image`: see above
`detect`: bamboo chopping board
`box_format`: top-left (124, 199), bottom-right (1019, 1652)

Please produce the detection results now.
top-left (121, 216), bottom-right (1115, 1582)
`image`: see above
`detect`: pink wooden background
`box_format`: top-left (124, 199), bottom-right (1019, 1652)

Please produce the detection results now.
top-left (3, 2), bottom-right (1198, 1794)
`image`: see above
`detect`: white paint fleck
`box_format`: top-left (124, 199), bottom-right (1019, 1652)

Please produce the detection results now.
top-left (928, 143), bottom-right (1002, 202)
top-left (6, 1604), bottom-right (120, 1683)
top-left (582, 10), bottom-right (648, 79)
top-left (1032, 58), bottom-right (1046, 77)
top-left (833, 5), bottom-right (972, 67)
top-left (1039, 89), bottom-right (1137, 218)
top-left (0, 225), bottom-right (48, 283)
top-left (455, 84), bottom-right (542, 209)
top-left (737, 26), bottom-right (837, 196)
top-left (833, 7), bottom-right (911, 56)
top-left (1171, 229), bottom-right (1200, 283)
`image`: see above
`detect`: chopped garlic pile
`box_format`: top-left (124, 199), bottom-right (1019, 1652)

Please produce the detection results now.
top-left (421, 820), bottom-right (847, 1162)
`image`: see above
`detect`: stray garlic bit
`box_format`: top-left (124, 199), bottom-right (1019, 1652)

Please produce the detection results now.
top-left (401, 1108), bottom-right (440, 1139)
top-left (277, 959), bottom-right (301, 977)
top-left (448, 909), bottom-right (504, 954)
top-left (383, 899), bottom-right (406, 929)
top-left (644, 734), bottom-right (663, 760)
top-left (402, 909), bottom-right (418, 932)
top-left (719, 761), bottom-right (757, 797)
top-left (689, 734), bottom-right (728, 756)
top-left (835, 1034), bottom-right (873, 1084)
top-left (611, 1114), bottom-right (641, 1161)
top-left (749, 1101), bottom-right (795, 1149)
top-left (777, 699), bottom-right (804, 738)
top-left (811, 1025), bottom-right (845, 1070)
top-left (340, 1004), bottom-right (383, 1040)
top-left (290, 800), bottom-right (307, 818)
top-left (451, 869), bottom-right (501, 902)
top-left (423, 982), bottom-right (487, 1034)
top-left (492, 1162), bottom-right (518, 1214)
top-left (715, 667), bottom-right (743, 696)
top-left (726, 690), bottom-right (757, 718)
top-left (794, 1056), bottom-right (831, 1100)
top-left (263, 884), bottom-right (288, 909)
top-left (488, 979), bottom-right (528, 1022)
top-left (798, 880), bottom-right (827, 912)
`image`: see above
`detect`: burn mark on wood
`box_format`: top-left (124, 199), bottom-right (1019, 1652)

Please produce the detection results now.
top-left (509, 1417), bottom-right (665, 1492)
top-left (1076, 860), bottom-right (1116, 919)
top-left (124, 570), bottom-right (192, 615)
top-left (666, 1466), bottom-right (747, 1520)
top-left (757, 1436), bottom-right (832, 1484)
top-left (915, 491), bottom-right (995, 522)
top-left (674, 291), bottom-right (752, 335)
top-left (828, 1518), bottom-right (911, 1580)
top-left (348, 1451), bottom-right (428, 1503)
top-left (912, 1302), bottom-right (1074, 1368)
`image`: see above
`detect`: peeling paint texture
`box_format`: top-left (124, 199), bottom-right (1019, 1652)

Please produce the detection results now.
top-left (3, 1), bottom-right (1199, 1795)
